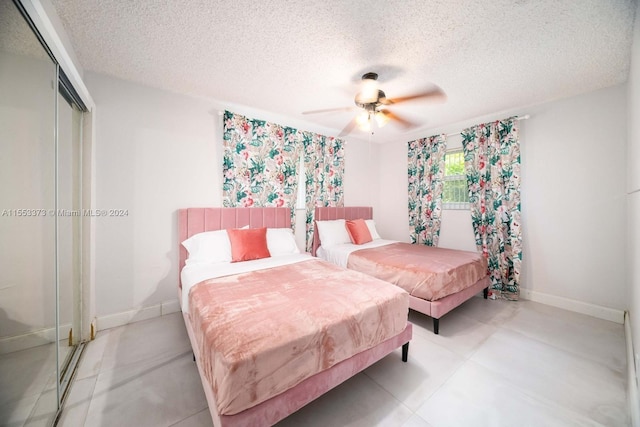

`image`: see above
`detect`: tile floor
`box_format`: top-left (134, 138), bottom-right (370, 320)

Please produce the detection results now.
top-left (57, 297), bottom-right (629, 426)
top-left (1, 342), bottom-right (74, 427)
top-left (1, 343), bottom-right (57, 427)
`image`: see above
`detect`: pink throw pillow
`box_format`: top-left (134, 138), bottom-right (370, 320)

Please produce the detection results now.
top-left (227, 227), bottom-right (271, 262)
top-left (346, 219), bottom-right (373, 245)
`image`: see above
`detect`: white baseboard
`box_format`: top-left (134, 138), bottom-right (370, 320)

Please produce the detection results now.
top-left (519, 288), bottom-right (625, 324)
top-left (161, 299), bottom-right (181, 315)
top-left (96, 299), bottom-right (181, 331)
top-left (0, 323), bottom-right (72, 355)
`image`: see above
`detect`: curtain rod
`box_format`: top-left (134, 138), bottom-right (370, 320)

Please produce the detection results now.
top-left (445, 115), bottom-right (530, 138)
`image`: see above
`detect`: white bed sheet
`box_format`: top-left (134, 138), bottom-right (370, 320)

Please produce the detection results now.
top-left (180, 253), bottom-right (313, 313)
top-left (316, 239), bottom-right (396, 268)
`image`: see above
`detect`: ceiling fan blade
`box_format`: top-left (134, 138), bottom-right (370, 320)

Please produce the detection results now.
top-left (337, 117), bottom-right (357, 137)
top-left (302, 106), bottom-right (357, 115)
top-left (380, 110), bottom-right (417, 129)
top-left (381, 86), bottom-right (446, 105)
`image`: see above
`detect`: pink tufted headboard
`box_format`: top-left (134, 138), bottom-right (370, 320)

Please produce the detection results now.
top-left (312, 206), bottom-right (373, 256)
top-left (178, 207), bottom-right (291, 287)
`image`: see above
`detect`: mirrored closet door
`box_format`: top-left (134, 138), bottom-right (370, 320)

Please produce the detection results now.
top-left (56, 88), bottom-right (83, 406)
top-left (0, 1), bottom-right (84, 425)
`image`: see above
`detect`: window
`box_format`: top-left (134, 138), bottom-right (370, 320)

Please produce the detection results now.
top-left (443, 150), bottom-right (469, 209)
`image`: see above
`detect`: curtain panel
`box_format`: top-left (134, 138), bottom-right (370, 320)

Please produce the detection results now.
top-left (222, 111), bottom-right (345, 250)
top-left (407, 134), bottom-right (447, 246)
top-left (461, 117), bottom-right (522, 300)
top-left (303, 132), bottom-right (345, 252)
top-left (222, 111), bottom-right (301, 219)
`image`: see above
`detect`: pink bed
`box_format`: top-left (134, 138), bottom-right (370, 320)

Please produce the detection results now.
top-left (312, 206), bottom-right (490, 335)
top-left (178, 207), bottom-right (412, 426)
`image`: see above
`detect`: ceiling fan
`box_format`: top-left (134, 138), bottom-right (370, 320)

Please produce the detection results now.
top-left (303, 72), bottom-right (446, 136)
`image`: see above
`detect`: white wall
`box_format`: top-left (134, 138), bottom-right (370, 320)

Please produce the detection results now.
top-left (521, 85), bottom-right (626, 311)
top-left (378, 84), bottom-right (628, 312)
top-left (87, 72), bottom-right (379, 320)
top-left (86, 73), bottom-right (222, 317)
top-left (344, 137), bottom-right (380, 208)
top-left (377, 140), bottom-right (410, 242)
top-left (628, 0), bottom-right (640, 372)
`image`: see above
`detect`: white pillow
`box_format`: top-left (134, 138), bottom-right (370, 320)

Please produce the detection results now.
top-left (182, 230), bottom-right (231, 264)
top-left (316, 219), bottom-right (351, 248)
top-left (267, 228), bottom-right (300, 256)
top-left (365, 219), bottom-right (381, 240)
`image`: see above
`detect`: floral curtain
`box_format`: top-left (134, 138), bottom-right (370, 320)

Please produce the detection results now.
top-left (222, 111), bottom-right (344, 249)
top-left (222, 111), bottom-right (301, 219)
top-left (303, 132), bottom-right (345, 251)
top-left (407, 134), bottom-right (447, 246)
top-left (461, 117), bottom-right (521, 300)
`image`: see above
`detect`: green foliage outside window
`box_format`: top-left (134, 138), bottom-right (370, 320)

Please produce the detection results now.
top-left (444, 151), bottom-right (465, 175)
top-left (443, 151), bottom-right (469, 205)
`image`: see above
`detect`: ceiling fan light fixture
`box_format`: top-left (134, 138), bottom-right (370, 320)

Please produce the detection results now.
top-left (359, 73), bottom-right (379, 104)
top-left (307, 71), bottom-right (444, 136)
top-left (356, 110), bottom-right (371, 131)
top-left (374, 110), bottom-right (390, 128)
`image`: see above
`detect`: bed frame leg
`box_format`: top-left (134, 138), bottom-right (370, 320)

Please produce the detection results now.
top-left (401, 342), bottom-right (409, 362)
top-left (433, 318), bottom-right (440, 335)
top-left (483, 287), bottom-right (489, 299)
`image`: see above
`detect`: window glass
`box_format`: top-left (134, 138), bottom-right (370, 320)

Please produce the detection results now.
top-left (443, 150), bottom-right (469, 210)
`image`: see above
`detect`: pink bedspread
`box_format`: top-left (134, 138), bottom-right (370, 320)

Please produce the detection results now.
top-left (188, 258), bottom-right (408, 416)
top-left (347, 243), bottom-right (488, 301)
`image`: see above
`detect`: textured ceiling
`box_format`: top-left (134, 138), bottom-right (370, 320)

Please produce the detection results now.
top-left (0, 0), bottom-right (51, 61)
top-left (51, 0), bottom-right (637, 143)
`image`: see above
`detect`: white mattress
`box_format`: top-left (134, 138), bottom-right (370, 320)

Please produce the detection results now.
top-left (316, 239), bottom-right (395, 268)
top-left (180, 253), bottom-right (313, 313)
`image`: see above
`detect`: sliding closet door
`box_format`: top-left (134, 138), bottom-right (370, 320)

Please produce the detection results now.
top-left (0, 0), bottom-right (58, 425)
top-left (57, 91), bottom-right (82, 380)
